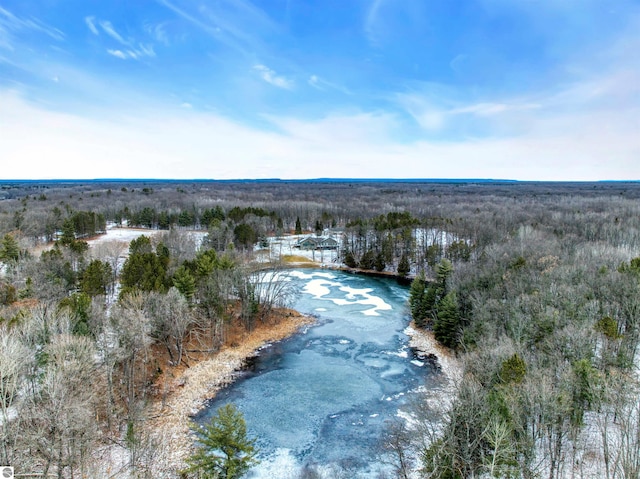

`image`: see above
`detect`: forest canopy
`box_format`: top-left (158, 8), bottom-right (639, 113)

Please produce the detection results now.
top-left (2, 179), bottom-right (640, 478)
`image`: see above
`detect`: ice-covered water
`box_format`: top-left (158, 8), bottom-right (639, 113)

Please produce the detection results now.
top-left (197, 269), bottom-right (438, 478)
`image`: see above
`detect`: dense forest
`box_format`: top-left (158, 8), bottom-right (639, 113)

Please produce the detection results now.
top-left (2, 179), bottom-right (640, 478)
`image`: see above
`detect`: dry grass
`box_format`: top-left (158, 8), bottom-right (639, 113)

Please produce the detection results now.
top-left (281, 254), bottom-right (317, 264)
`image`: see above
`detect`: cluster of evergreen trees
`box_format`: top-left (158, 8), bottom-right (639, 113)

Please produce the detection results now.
top-left (408, 259), bottom-right (460, 348)
top-left (125, 205), bottom-right (227, 229)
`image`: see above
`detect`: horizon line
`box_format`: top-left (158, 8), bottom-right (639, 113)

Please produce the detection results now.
top-left (1, 177), bottom-right (639, 184)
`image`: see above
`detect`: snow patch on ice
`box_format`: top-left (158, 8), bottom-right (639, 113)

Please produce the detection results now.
top-left (249, 448), bottom-right (302, 479)
top-left (301, 278), bottom-right (392, 316)
top-left (304, 278), bottom-right (337, 298)
top-left (289, 270), bottom-right (336, 280)
top-left (386, 347), bottom-right (409, 359)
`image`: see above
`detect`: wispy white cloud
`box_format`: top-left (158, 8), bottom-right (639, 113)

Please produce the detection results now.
top-left (84, 16), bottom-right (99, 35)
top-left (450, 102), bottom-right (541, 117)
top-left (266, 111), bottom-right (397, 147)
top-left (363, 0), bottom-right (425, 48)
top-left (0, 6), bottom-right (65, 43)
top-left (396, 89), bottom-right (451, 131)
top-left (99, 20), bottom-right (128, 45)
top-left (449, 54), bottom-right (468, 73)
top-left (397, 53), bottom-right (640, 137)
top-left (90, 19), bottom-right (156, 60)
top-left (0, 24), bottom-right (13, 50)
top-left (158, 0), bottom-right (278, 58)
top-left (199, 0), bottom-right (279, 46)
top-left (137, 44), bottom-right (155, 58)
top-left (394, 61), bottom-right (640, 177)
top-left (254, 64), bottom-right (293, 89)
top-left (364, 0), bottom-right (385, 46)
top-left (107, 44), bottom-right (155, 60)
top-left (107, 49), bottom-right (127, 60)
top-left (308, 75), bottom-right (351, 94)
top-left (157, 0), bottom-right (215, 34)
top-left (145, 21), bottom-right (170, 46)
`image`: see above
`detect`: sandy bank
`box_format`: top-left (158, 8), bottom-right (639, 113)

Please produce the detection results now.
top-left (405, 324), bottom-right (462, 388)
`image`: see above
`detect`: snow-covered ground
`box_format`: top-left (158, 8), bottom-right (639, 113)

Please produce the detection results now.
top-left (86, 224), bottom-right (166, 246)
top-left (89, 227), bottom-right (321, 264)
top-left (414, 227), bottom-right (462, 250)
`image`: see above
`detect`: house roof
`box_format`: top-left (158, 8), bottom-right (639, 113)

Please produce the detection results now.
top-left (296, 235), bottom-right (339, 248)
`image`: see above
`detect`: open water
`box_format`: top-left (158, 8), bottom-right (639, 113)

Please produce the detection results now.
top-left (197, 269), bottom-right (438, 478)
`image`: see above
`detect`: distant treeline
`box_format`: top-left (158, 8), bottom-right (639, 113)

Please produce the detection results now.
top-left (4, 180), bottom-right (640, 276)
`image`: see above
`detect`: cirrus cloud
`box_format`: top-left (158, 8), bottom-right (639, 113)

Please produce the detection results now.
top-left (253, 64), bottom-right (293, 89)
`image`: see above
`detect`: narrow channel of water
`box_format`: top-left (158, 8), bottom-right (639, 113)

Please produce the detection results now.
top-left (197, 269), bottom-right (439, 478)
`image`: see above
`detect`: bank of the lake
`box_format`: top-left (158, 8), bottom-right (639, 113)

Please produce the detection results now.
top-left (142, 272), bottom-right (461, 477)
top-left (144, 308), bottom-right (316, 473)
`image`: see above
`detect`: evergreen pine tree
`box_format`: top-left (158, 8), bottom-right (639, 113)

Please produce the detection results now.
top-left (120, 249), bottom-right (169, 296)
top-left (433, 291), bottom-right (460, 348)
top-left (409, 272), bottom-right (427, 327)
top-left (397, 253), bottom-right (410, 277)
top-left (0, 233), bottom-right (20, 264)
top-left (421, 283), bottom-right (439, 323)
top-left (359, 249), bottom-right (376, 270)
top-left (185, 404), bottom-right (259, 479)
top-left (435, 258), bottom-right (453, 292)
top-left (58, 218), bottom-right (76, 246)
top-left (80, 259), bottom-right (112, 296)
top-left (343, 250), bottom-right (357, 268)
top-left (173, 266), bottom-right (196, 301)
top-left (498, 353), bottom-right (527, 384)
top-left (128, 235), bottom-right (153, 255)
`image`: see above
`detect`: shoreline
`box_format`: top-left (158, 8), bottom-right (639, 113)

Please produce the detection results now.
top-left (141, 316), bottom-right (461, 475)
top-left (103, 263), bottom-right (457, 476)
top-left (144, 309), bottom-right (316, 473)
top-left (405, 323), bottom-right (462, 387)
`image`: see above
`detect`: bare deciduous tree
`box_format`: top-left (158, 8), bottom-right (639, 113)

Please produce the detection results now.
top-left (0, 328), bottom-right (33, 466)
top-left (108, 292), bottom-right (153, 470)
top-left (249, 264), bottom-right (296, 322)
top-left (23, 334), bottom-right (98, 478)
top-left (90, 239), bottom-right (128, 292)
top-left (145, 287), bottom-right (194, 366)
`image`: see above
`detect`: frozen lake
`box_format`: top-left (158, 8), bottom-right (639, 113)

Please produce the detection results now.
top-left (197, 269), bottom-right (439, 478)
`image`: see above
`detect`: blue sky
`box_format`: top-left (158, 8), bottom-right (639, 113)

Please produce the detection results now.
top-left (0, 0), bottom-right (639, 180)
